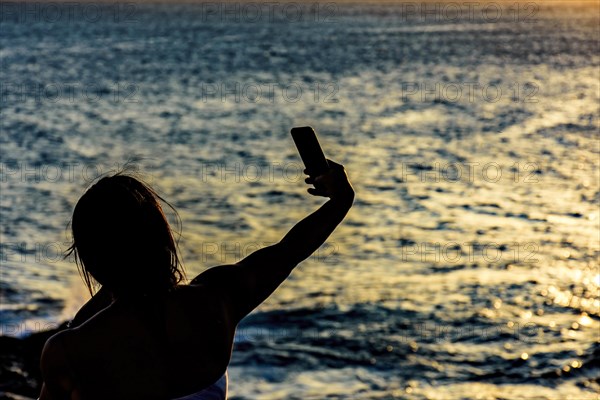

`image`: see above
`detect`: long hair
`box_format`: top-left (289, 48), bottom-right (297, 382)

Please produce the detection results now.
top-left (66, 172), bottom-right (186, 298)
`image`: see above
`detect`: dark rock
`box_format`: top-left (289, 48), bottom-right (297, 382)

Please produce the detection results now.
top-left (0, 321), bottom-right (69, 398)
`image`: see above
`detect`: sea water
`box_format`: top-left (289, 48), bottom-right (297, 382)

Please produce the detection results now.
top-left (0, 2), bottom-right (598, 399)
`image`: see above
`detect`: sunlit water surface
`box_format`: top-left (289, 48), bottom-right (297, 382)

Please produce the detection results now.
top-left (1, 2), bottom-right (599, 399)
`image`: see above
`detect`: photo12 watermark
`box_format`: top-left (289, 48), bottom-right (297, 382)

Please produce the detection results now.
top-left (197, 241), bottom-right (339, 264)
top-left (0, 161), bottom-right (308, 185)
top-left (1, 241), bottom-right (72, 265)
top-left (393, 241), bottom-right (539, 264)
top-left (0, 82), bottom-right (140, 105)
top-left (393, 2), bottom-right (540, 23)
top-left (0, 240), bottom-right (340, 265)
top-left (399, 81), bottom-right (539, 104)
top-left (197, 2), bottom-right (337, 23)
top-left (0, 2), bottom-right (139, 23)
top-left (198, 81), bottom-right (339, 104)
top-left (1, 321), bottom-right (65, 337)
top-left (399, 161), bottom-right (541, 184)
top-left (0, 161), bottom-right (141, 184)
top-left (191, 161), bottom-right (306, 183)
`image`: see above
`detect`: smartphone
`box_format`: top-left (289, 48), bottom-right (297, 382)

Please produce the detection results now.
top-left (291, 126), bottom-right (330, 177)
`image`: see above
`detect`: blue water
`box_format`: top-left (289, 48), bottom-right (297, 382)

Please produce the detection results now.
top-left (1, 2), bottom-right (599, 398)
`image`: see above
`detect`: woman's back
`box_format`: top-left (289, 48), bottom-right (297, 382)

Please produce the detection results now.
top-left (39, 162), bottom-right (354, 399)
top-left (60, 284), bottom-right (235, 400)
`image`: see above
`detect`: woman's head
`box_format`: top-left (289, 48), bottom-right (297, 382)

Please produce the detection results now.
top-left (67, 173), bottom-right (185, 298)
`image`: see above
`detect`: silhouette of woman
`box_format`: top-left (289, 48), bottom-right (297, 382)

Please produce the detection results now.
top-left (38, 159), bottom-right (354, 400)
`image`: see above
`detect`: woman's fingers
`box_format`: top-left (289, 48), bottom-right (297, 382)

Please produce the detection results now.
top-left (307, 187), bottom-right (327, 197)
top-left (313, 174), bottom-right (329, 186)
top-left (304, 160), bottom-right (350, 199)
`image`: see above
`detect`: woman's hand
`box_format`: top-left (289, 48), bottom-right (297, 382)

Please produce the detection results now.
top-left (304, 159), bottom-right (354, 204)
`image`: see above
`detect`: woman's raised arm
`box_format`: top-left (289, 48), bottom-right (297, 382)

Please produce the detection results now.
top-left (191, 160), bottom-right (354, 323)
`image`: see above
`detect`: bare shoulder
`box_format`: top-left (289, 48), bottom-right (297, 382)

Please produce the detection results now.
top-left (187, 265), bottom-right (239, 315)
top-left (41, 329), bottom-right (70, 366)
top-left (189, 264), bottom-right (239, 287)
top-left (187, 264), bottom-right (249, 324)
top-left (40, 330), bottom-right (75, 397)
